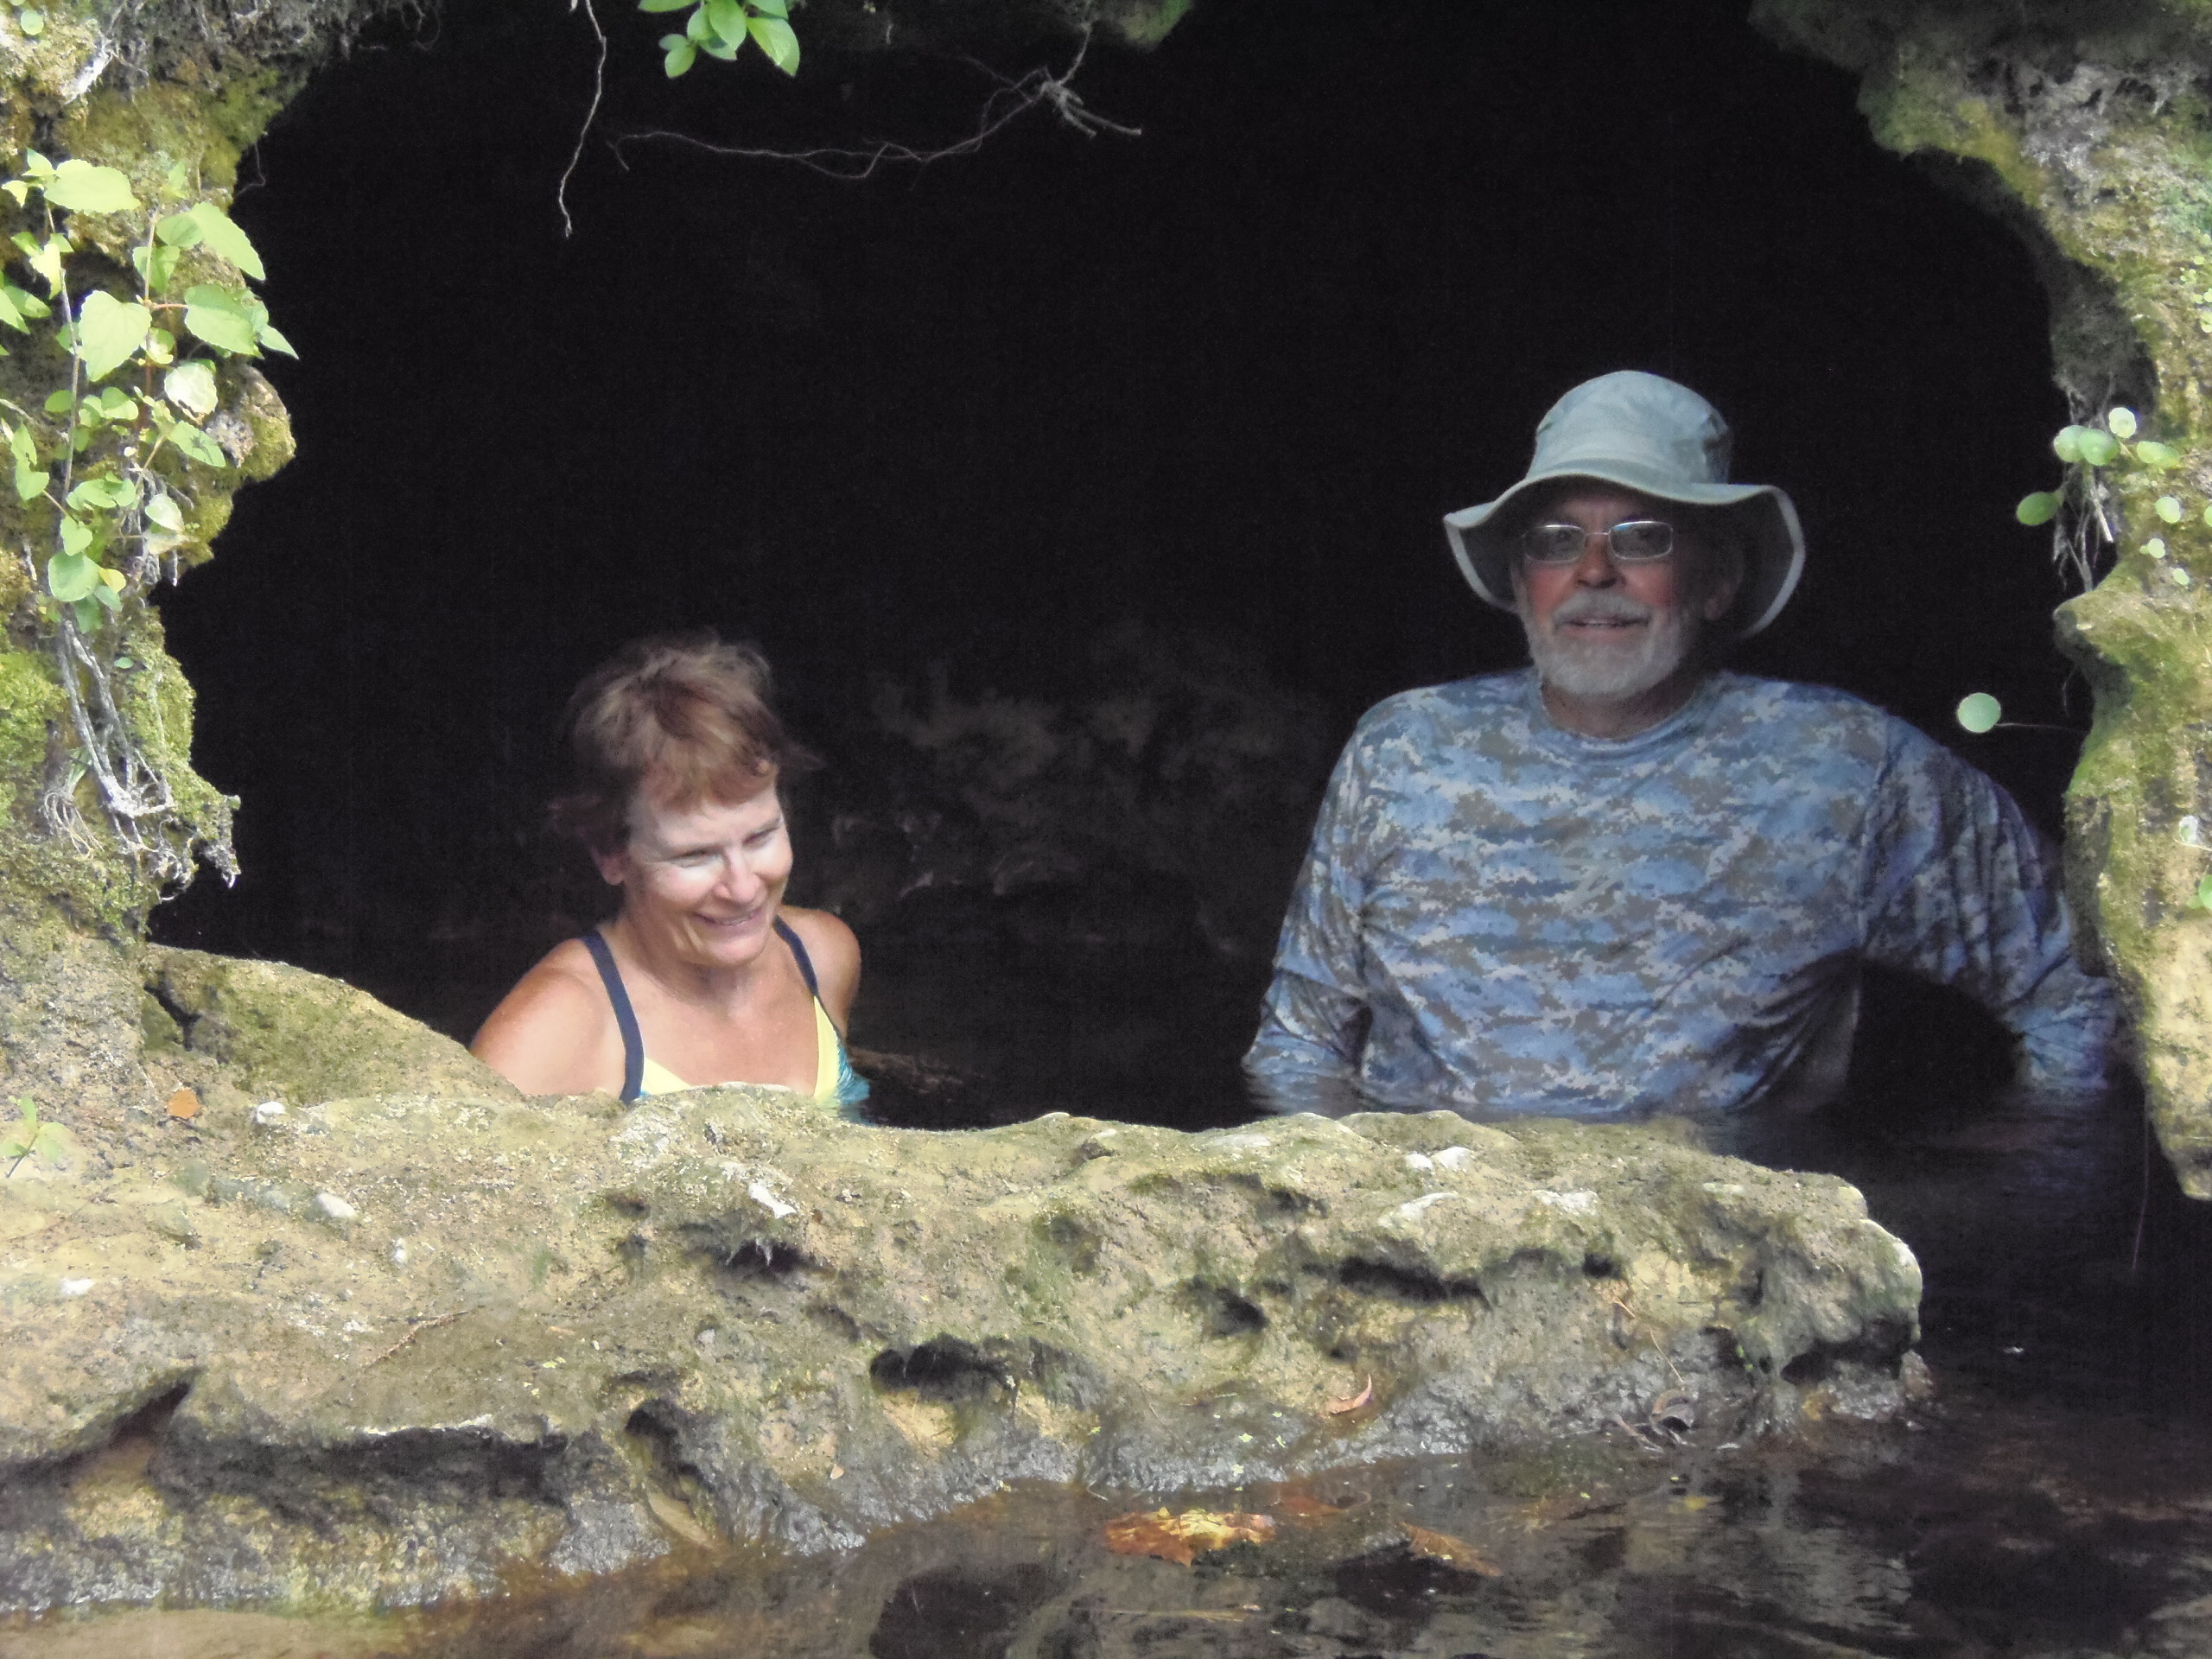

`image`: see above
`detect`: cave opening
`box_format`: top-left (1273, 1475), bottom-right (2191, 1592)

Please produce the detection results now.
top-left (145, 0), bottom-right (2079, 1129)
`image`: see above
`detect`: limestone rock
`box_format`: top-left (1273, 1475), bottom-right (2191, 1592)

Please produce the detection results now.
top-left (140, 945), bottom-right (516, 1108)
top-left (0, 1091), bottom-right (1919, 1614)
top-left (1754, 0), bottom-right (2212, 1194)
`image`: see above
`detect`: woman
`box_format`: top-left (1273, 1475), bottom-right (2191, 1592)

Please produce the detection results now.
top-left (472, 634), bottom-right (868, 1113)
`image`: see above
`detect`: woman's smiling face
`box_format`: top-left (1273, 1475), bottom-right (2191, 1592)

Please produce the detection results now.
top-left (595, 775), bottom-right (792, 969)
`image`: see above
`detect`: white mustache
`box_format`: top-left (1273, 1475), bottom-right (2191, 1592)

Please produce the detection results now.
top-left (1550, 596), bottom-right (1653, 626)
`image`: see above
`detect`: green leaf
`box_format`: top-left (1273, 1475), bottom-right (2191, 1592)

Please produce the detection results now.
top-left (94, 386), bottom-right (137, 420)
top-left (66, 474), bottom-right (135, 512)
top-left (18, 9), bottom-right (44, 35)
top-left (162, 359), bottom-right (218, 417)
top-left (163, 162), bottom-right (194, 199)
top-left (2158, 495), bottom-right (2185, 524)
top-left (750, 0), bottom-right (787, 16)
top-left (6, 282), bottom-right (49, 321)
top-left (74, 290), bottom-right (151, 381)
top-left (154, 210), bottom-right (205, 248)
top-left (697, 34), bottom-right (738, 58)
top-left (639, 0), bottom-right (692, 10)
top-left (2015, 491), bottom-right (2061, 526)
top-left (0, 285), bottom-right (20, 334)
top-left (0, 1098), bottom-right (33, 1160)
top-left (748, 13), bottom-right (799, 71)
top-left (2077, 429), bottom-right (2121, 467)
top-left (2195, 874), bottom-right (2212, 911)
top-left (704, 0), bottom-right (746, 43)
top-left (1955, 692), bottom-right (2002, 734)
top-left (90, 577), bottom-right (120, 612)
top-left (10, 426), bottom-right (48, 502)
top-left (2135, 440), bottom-right (2183, 469)
top-left (57, 516), bottom-right (92, 557)
top-left (168, 421), bottom-right (227, 468)
top-left (41, 389), bottom-right (73, 415)
top-left (72, 597), bottom-right (99, 632)
top-left (20, 232), bottom-right (67, 296)
top-left (2052, 425), bottom-right (2089, 464)
top-left (2107, 406), bottom-right (2139, 441)
top-left (181, 285), bottom-right (259, 355)
top-left (2145, 537), bottom-right (2169, 560)
top-left (0, 181), bottom-right (24, 207)
top-left (143, 493), bottom-right (184, 532)
top-left (186, 201), bottom-right (265, 281)
top-left (684, 4), bottom-right (712, 38)
top-left (42, 160), bottom-right (139, 215)
top-left (256, 321), bottom-right (296, 358)
top-left (663, 36), bottom-right (697, 73)
top-left (47, 549), bottom-right (99, 602)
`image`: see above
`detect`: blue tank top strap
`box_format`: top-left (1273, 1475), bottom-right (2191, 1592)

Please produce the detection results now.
top-left (581, 929), bottom-right (645, 1103)
top-left (774, 917), bottom-right (822, 1001)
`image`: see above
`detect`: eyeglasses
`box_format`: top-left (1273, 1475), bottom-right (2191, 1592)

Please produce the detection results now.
top-left (1520, 520), bottom-right (1675, 565)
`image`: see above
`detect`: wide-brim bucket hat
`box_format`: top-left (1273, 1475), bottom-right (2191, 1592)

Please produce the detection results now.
top-left (1442, 370), bottom-right (1805, 639)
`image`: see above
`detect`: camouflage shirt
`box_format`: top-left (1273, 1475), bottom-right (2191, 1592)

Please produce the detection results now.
top-left (1247, 669), bottom-right (2116, 1119)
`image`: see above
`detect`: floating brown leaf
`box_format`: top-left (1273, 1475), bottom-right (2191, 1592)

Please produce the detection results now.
top-left (1400, 1521), bottom-right (1502, 1576)
top-left (1324, 1376), bottom-right (1374, 1415)
top-left (1274, 1485), bottom-right (1368, 1522)
top-left (1103, 1508), bottom-right (1277, 1566)
top-left (164, 1088), bottom-right (200, 1121)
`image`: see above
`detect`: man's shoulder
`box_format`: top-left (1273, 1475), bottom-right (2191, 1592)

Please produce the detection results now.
top-left (1353, 671), bottom-right (1529, 744)
top-left (1703, 673), bottom-right (1909, 748)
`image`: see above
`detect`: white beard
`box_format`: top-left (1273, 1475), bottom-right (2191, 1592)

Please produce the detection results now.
top-left (1520, 593), bottom-right (1699, 701)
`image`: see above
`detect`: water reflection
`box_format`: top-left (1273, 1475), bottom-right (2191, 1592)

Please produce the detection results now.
top-left (13, 1396), bottom-right (2208, 1656)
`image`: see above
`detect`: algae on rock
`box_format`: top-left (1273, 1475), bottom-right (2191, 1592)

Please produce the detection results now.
top-left (0, 3), bottom-right (371, 1128)
top-left (1752, 0), bottom-right (2212, 1195)
top-left (0, 1086), bottom-right (1923, 1615)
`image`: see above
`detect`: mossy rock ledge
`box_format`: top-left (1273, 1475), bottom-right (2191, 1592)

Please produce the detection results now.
top-left (0, 1054), bottom-right (1922, 1615)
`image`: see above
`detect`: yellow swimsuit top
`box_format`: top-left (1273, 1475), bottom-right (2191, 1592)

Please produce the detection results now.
top-left (579, 923), bottom-right (868, 1111)
top-left (636, 998), bottom-right (845, 1103)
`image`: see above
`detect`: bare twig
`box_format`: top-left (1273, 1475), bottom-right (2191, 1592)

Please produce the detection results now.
top-left (365, 1309), bottom-right (470, 1368)
top-left (611, 31), bottom-right (1138, 181)
top-left (556, 0), bottom-right (608, 237)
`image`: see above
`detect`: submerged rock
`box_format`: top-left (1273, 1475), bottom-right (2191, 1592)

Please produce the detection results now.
top-left (0, 1057), bottom-right (1920, 1615)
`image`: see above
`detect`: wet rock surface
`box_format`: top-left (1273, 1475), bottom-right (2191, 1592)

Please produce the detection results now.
top-left (0, 963), bottom-right (1921, 1615)
top-left (1751, 3), bottom-right (2212, 1195)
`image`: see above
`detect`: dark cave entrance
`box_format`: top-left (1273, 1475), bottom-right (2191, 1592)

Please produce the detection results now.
top-left (146, 0), bottom-right (2080, 1128)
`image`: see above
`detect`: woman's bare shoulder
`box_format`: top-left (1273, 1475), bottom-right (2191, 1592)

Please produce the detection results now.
top-left (780, 906), bottom-right (861, 1026)
top-left (470, 939), bottom-right (623, 1096)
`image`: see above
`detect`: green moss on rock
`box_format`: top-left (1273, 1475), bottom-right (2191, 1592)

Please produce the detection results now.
top-left (143, 946), bottom-right (520, 1105)
top-left (1757, 0), bottom-right (2212, 1196)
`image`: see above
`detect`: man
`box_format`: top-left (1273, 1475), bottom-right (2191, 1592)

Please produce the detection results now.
top-left (1246, 371), bottom-right (2116, 1119)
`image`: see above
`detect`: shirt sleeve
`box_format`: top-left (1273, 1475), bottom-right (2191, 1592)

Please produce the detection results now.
top-left (1244, 734), bottom-right (1376, 1115)
top-left (1859, 722), bottom-right (2119, 1098)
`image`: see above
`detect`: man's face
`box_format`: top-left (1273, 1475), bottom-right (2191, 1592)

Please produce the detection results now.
top-left (1510, 486), bottom-right (1738, 707)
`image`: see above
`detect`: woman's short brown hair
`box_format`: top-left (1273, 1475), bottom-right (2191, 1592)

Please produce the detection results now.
top-left (550, 632), bottom-right (817, 854)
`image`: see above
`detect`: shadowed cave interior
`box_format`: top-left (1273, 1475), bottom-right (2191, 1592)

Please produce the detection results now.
top-left (148, 0), bottom-right (2084, 1137)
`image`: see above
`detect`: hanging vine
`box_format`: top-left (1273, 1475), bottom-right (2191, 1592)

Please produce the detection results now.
top-left (1, 146), bottom-right (290, 888)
